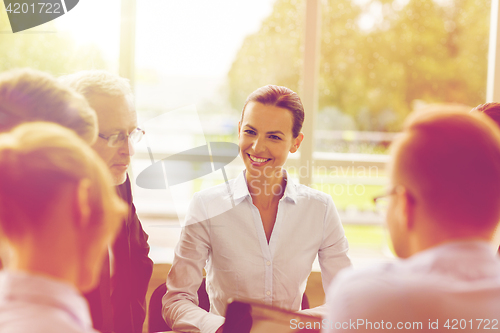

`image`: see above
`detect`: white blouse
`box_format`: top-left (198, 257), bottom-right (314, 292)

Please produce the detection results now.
top-left (163, 170), bottom-right (351, 333)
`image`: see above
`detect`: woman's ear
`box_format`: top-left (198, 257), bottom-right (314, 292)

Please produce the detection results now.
top-left (290, 132), bottom-right (304, 153)
top-left (73, 178), bottom-right (91, 229)
top-left (238, 121), bottom-right (241, 139)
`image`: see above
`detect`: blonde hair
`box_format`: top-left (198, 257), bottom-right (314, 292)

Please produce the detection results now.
top-left (59, 70), bottom-right (134, 105)
top-left (391, 106), bottom-right (500, 232)
top-left (0, 68), bottom-right (97, 144)
top-left (0, 122), bottom-right (126, 239)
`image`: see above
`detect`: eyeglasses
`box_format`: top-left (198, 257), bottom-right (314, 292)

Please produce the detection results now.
top-left (373, 185), bottom-right (414, 215)
top-left (373, 186), bottom-right (401, 215)
top-left (98, 128), bottom-right (145, 148)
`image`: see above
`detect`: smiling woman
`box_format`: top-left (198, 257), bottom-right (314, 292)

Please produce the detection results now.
top-left (239, 100), bottom-right (301, 182)
top-left (162, 85), bottom-right (352, 333)
top-left (237, 85), bottom-right (305, 240)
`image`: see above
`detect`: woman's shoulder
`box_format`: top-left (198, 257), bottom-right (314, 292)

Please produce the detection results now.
top-left (290, 181), bottom-right (333, 206)
top-left (195, 171), bottom-right (246, 200)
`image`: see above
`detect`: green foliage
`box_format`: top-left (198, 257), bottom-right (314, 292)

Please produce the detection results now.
top-left (227, 0), bottom-right (304, 109)
top-left (0, 6), bottom-right (107, 75)
top-left (344, 224), bottom-right (388, 249)
top-left (228, 0), bottom-right (490, 131)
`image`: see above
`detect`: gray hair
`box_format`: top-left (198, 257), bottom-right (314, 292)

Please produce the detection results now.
top-left (59, 70), bottom-right (134, 106)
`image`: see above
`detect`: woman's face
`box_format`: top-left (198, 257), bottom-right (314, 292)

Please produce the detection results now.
top-left (238, 101), bottom-right (303, 179)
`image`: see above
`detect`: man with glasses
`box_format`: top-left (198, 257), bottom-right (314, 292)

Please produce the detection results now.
top-left (323, 107), bottom-right (500, 332)
top-left (60, 70), bottom-right (153, 333)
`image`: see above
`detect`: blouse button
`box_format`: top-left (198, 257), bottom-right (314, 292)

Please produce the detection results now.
top-left (266, 261), bottom-right (271, 266)
top-left (266, 290), bottom-right (271, 296)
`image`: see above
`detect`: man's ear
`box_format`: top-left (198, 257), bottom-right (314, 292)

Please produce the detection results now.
top-left (73, 179), bottom-right (92, 229)
top-left (395, 186), bottom-right (414, 231)
top-left (290, 132), bottom-right (304, 153)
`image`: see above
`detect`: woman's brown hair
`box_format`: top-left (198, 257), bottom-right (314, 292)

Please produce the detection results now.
top-left (241, 85), bottom-right (305, 138)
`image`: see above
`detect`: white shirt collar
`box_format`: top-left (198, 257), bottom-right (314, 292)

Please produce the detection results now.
top-left (231, 170), bottom-right (298, 204)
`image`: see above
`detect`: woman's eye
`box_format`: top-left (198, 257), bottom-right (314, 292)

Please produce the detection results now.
top-left (270, 135), bottom-right (281, 140)
top-left (244, 130), bottom-right (256, 135)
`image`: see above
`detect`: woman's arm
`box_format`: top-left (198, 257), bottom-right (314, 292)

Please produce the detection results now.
top-left (299, 195), bottom-right (351, 318)
top-left (162, 193), bottom-right (225, 333)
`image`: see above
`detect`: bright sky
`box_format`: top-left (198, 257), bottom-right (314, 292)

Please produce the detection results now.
top-left (55, 0), bottom-right (121, 56)
top-left (55, 0), bottom-right (275, 77)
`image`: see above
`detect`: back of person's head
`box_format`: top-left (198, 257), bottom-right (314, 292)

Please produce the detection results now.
top-left (241, 85), bottom-right (304, 138)
top-left (0, 122), bottom-right (127, 290)
top-left (391, 107), bottom-right (500, 235)
top-left (0, 68), bottom-right (97, 144)
top-left (0, 122), bottom-right (125, 240)
top-left (59, 70), bottom-right (134, 104)
top-left (471, 102), bottom-right (500, 129)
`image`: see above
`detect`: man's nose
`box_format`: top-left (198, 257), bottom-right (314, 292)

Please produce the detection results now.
top-left (119, 137), bottom-right (135, 156)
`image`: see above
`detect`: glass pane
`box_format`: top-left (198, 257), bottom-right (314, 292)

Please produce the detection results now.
top-left (315, 0), bottom-right (489, 264)
top-left (317, 0), bottom-right (489, 147)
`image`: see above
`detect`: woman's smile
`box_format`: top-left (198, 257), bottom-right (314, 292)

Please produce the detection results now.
top-left (238, 101), bottom-right (300, 178)
top-left (247, 153), bottom-right (271, 165)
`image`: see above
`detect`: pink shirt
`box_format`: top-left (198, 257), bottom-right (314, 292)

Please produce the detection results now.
top-left (0, 270), bottom-right (97, 333)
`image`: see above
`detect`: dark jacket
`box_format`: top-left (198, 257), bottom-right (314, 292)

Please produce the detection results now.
top-left (84, 175), bottom-right (154, 333)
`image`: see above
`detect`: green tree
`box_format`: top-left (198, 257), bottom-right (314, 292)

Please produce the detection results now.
top-left (227, 0), bottom-right (490, 131)
top-left (227, 0), bottom-right (305, 110)
top-left (354, 0), bottom-right (489, 130)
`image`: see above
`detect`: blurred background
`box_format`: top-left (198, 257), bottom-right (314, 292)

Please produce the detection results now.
top-left (0, 0), bottom-right (491, 268)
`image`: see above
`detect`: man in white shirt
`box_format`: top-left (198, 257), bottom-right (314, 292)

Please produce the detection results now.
top-left (0, 122), bottom-right (127, 332)
top-left (323, 107), bottom-right (500, 332)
